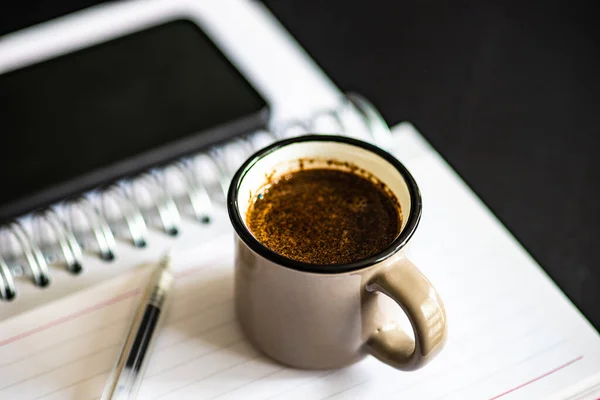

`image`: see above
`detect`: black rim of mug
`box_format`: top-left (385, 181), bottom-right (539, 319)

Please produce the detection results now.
top-left (227, 135), bottom-right (422, 274)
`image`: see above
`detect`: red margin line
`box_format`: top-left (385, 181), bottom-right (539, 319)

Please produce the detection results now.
top-left (0, 263), bottom-right (212, 349)
top-left (0, 288), bottom-right (139, 348)
top-left (489, 355), bottom-right (584, 400)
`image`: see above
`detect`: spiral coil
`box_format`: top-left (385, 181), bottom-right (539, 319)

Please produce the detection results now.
top-left (0, 93), bottom-right (392, 301)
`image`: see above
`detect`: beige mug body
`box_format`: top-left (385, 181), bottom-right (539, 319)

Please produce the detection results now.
top-left (228, 135), bottom-right (447, 370)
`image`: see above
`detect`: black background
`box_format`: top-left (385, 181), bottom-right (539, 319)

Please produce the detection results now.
top-left (1, 0), bottom-right (599, 330)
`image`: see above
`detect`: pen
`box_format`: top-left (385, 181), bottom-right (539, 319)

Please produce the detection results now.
top-left (102, 254), bottom-right (174, 400)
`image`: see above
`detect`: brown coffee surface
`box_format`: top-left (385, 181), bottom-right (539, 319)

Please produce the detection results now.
top-left (246, 168), bottom-right (402, 265)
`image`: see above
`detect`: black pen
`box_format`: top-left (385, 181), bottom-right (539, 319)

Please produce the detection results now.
top-left (102, 254), bottom-right (174, 400)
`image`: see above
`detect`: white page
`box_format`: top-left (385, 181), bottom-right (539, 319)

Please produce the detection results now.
top-left (1, 125), bottom-right (599, 399)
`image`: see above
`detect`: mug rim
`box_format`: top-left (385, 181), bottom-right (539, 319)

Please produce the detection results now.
top-left (227, 135), bottom-right (422, 274)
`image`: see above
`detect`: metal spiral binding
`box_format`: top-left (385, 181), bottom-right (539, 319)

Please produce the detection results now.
top-left (1, 222), bottom-right (51, 289)
top-left (171, 161), bottom-right (214, 223)
top-left (33, 208), bottom-right (83, 274)
top-left (101, 184), bottom-right (148, 248)
top-left (68, 197), bottom-right (117, 262)
top-left (0, 93), bottom-right (392, 301)
top-left (0, 256), bottom-right (16, 300)
top-left (129, 172), bottom-right (182, 237)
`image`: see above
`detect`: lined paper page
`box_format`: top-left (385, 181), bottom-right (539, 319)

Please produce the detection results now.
top-left (1, 142), bottom-right (599, 400)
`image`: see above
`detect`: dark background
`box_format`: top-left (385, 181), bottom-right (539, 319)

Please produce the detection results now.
top-left (1, 1), bottom-right (599, 329)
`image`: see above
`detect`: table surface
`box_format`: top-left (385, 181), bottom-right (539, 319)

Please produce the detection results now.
top-left (1, 0), bottom-right (599, 331)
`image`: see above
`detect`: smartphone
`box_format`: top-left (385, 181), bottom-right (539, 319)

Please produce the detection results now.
top-left (0, 19), bottom-right (269, 222)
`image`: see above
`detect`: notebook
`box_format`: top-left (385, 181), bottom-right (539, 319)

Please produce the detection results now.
top-left (1, 122), bottom-right (600, 400)
top-left (1, 0), bottom-right (599, 399)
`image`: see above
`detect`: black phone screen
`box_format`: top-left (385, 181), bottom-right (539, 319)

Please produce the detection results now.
top-left (0, 19), bottom-right (269, 222)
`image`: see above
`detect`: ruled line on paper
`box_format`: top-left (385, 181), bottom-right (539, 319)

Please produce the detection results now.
top-left (174, 264), bottom-right (216, 280)
top-left (168, 265), bottom-right (231, 304)
top-left (488, 355), bottom-right (584, 400)
top-left (0, 261), bottom-right (228, 355)
top-left (390, 327), bottom-right (564, 397)
top-left (0, 343), bottom-right (118, 391)
top-left (0, 293), bottom-right (227, 382)
top-left (320, 377), bottom-right (368, 400)
top-left (145, 323), bottom-right (242, 379)
top-left (0, 346), bottom-right (117, 399)
top-left (155, 353), bottom-right (262, 400)
top-left (0, 289), bottom-right (231, 386)
top-left (150, 318), bottom-right (236, 358)
top-left (425, 339), bottom-right (569, 400)
top-left (0, 298), bottom-right (234, 397)
top-left (0, 252), bottom-right (225, 344)
top-left (324, 321), bottom-right (552, 400)
top-left (149, 306), bottom-right (235, 360)
top-left (32, 370), bottom-right (108, 400)
top-left (215, 367), bottom-right (289, 400)
top-left (151, 337), bottom-right (248, 379)
top-left (0, 289), bottom-right (139, 349)
top-left (28, 321), bottom-right (240, 399)
top-left (0, 254), bottom-right (232, 397)
top-left (268, 323), bottom-right (538, 400)
top-left (448, 284), bottom-right (523, 319)
top-left (161, 297), bottom-right (233, 329)
top-left (140, 339), bottom-right (256, 400)
top-left (268, 369), bottom-right (355, 400)
top-left (566, 380), bottom-right (600, 400)
top-left (0, 329), bottom-right (124, 391)
top-left (446, 305), bottom-right (540, 352)
top-left (205, 366), bottom-right (312, 400)
top-left (0, 314), bottom-right (129, 369)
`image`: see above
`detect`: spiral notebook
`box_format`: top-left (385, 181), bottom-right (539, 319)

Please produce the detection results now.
top-left (1, 122), bottom-right (600, 400)
top-left (1, 0), bottom-right (600, 399)
top-left (0, 92), bottom-right (386, 314)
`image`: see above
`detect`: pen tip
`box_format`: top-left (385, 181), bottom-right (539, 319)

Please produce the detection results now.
top-left (160, 251), bottom-right (173, 269)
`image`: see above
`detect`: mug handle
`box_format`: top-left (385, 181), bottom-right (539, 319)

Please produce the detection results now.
top-left (364, 257), bottom-right (447, 370)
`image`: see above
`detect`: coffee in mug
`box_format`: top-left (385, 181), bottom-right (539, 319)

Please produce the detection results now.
top-left (246, 166), bottom-right (402, 265)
